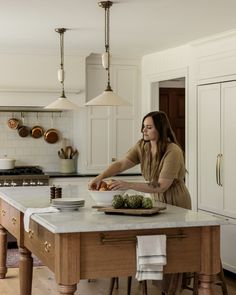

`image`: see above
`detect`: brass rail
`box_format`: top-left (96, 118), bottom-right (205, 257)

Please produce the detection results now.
top-left (101, 233), bottom-right (188, 244)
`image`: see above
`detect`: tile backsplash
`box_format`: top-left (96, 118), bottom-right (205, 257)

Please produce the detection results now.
top-left (0, 111), bottom-right (73, 172)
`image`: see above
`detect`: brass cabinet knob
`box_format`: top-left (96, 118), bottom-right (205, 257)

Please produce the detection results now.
top-left (1, 209), bottom-right (6, 216)
top-left (11, 217), bottom-right (17, 225)
top-left (28, 229), bottom-right (34, 239)
top-left (44, 241), bottom-right (51, 253)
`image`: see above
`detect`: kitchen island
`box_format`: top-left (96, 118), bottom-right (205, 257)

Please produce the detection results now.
top-left (0, 186), bottom-right (226, 295)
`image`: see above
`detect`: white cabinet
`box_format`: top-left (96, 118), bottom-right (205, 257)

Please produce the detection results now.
top-left (198, 81), bottom-right (236, 218)
top-left (198, 81), bottom-right (236, 273)
top-left (86, 62), bottom-right (141, 173)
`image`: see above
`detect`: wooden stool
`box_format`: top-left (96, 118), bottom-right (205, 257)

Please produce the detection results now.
top-left (109, 277), bottom-right (147, 295)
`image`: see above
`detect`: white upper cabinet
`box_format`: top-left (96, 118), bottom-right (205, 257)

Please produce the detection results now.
top-left (85, 58), bottom-right (141, 174)
top-left (198, 81), bottom-right (236, 219)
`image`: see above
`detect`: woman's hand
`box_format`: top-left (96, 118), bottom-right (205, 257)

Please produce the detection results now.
top-left (88, 176), bottom-right (103, 190)
top-left (108, 180), bottom-right (131, 191)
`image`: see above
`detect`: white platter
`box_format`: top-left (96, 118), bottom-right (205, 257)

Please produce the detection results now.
top-left (52, 198), bottom-right (85, 206)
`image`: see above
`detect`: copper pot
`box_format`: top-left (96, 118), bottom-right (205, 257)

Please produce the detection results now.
top-left (31, 125), bottom-right (44, 139)
top-left (18, 125), bottom-right (30, 137)
top-left (7, 118), bottom-right (20, 130)
top-left (44, 128), bottom-right (60, 144)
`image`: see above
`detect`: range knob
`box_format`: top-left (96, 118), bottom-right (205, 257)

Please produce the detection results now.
top-left (30, 180), bottom-right (36, 186)
top-left (11, 181), bottom-right (17, 187)
top-left (3, 181), bottom-right (10, 186)
top-left (22, 180), bottom-right (29, 186)
top-left (37, 181), bottom-right (44, 186)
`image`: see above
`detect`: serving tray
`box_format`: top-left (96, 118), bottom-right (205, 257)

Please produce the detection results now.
top-left (97, 206), bottom-right (166, 216)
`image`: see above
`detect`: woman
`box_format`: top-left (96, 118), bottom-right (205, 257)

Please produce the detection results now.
top-left (89, 111), bottom-right (191, 210)
top-left (89, 111), bottom-right (191, 295)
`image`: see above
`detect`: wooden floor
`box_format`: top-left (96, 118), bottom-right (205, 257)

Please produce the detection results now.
top-left (0, 266), bottom-right (236, 295)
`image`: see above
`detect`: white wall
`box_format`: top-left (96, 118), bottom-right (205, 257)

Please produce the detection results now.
top-left (0, 51), bottom-right (87, 172)
top-left (142, 44), bottom-right (198, 210)
top-left (141, 31), bottom-right (236, 210)
top-left (0, 51), bottom-right (141, 174)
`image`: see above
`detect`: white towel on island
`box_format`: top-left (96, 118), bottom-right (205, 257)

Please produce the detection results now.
top-left (135, 235), bottom-right (167, 281)
top-left (24, 207), bottom-right (59, 232)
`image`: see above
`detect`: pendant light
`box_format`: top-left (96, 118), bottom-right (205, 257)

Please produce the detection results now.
top-left (45, 28), bottom-right (79, 110)
top-left (86, 1), bottom-right (130, 106)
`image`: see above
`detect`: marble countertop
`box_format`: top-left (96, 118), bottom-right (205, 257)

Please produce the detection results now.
top-left (0, 186), bottom-right (227, 234)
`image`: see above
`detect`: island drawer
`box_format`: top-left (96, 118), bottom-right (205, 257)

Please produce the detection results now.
top-left (80, 227), bottom-right (201, 279)
top-left (24, 219), bottom-right (55, 271)
top-left (0, 199), bottom-right (21, 240)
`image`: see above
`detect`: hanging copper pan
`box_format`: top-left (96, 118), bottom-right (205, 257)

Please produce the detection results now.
top-left (31, 125), bottom-right (44, 139)
top-left (18, 125), bottom-right (30, 137)
top-left (7, 118), bottom-right (21, 130)
top-left (44, 128), bottom-right (60, 144)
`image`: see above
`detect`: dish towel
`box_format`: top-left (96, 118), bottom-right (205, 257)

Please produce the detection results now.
top-left (135, 235), bottom-right (167, 281)
top-left (24, 207), bottom-right (59, 232)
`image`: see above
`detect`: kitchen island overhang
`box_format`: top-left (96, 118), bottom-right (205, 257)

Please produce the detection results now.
top-left (0, 186), bottom-right (227, 295)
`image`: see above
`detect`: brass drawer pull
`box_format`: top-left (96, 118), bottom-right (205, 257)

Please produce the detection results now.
top-left (28, 229), bottom-right (34, 239)
top-left (101, 233), bottom-right (188, 244)
top-left (44, 241), bottom-right (51, 253)
top-left (1, 209), bottom-right (6, 216)
top-left (11, 217), bottom-right (17, 225)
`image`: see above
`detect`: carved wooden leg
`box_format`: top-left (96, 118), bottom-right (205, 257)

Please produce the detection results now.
top-left (127, 276), bottom-right (132, 295)
top-left (108, 277), bottom-right (116, 295)
top-left (141, 280), bottom-right (148, 295)
top-left (0, 225), bottom-right (7, 279)
top-left (19, 247), bottom-right (33, 295)
top-left (198, 274), bottom-right (214, 295)
top-left (115, 277), bottom-right (119, 289)
top-left (58, 284), bottom-right (77, 294)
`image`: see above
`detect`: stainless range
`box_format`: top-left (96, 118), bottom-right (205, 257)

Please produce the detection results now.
top-left (0, 166), bottom-right (49, 187)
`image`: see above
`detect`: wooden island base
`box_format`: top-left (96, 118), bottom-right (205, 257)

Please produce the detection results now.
top-left (0, 189), bottom-right (223, 295)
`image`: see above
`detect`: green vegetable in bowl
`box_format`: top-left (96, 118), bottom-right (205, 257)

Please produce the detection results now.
top-left (142, 197), bottom-right (153, 209)
top-left (112, 194), bottom-right (124, 209)
top-left (112, 194), bottom-right (153, 209)
top-left (125, 195), bottom-right (143, 209)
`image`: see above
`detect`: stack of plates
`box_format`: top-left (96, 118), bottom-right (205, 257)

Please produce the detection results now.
top-left (52, 198), bottom-right (85, 211)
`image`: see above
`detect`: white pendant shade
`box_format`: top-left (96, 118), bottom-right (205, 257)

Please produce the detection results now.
top-left (45, 97), bottom-right (79, 110)
top-left (86, 90), bottom-right (130, 106)
top-left (44, 28), bottom-right (79, 110)
top-left (85, 1), bottom-right (131, 108)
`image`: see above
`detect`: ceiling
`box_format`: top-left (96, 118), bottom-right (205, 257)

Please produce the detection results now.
top-left (2, 0), bottom-right (236, 58)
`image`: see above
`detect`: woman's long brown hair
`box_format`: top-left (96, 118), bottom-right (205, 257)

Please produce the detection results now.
top-left (141, 111), bottom-right (182, 161)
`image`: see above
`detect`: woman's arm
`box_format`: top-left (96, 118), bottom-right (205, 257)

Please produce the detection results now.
top-left (109, 177), bottom-right (174, 193)
top-left (89, 158), bottom-right (136, 190)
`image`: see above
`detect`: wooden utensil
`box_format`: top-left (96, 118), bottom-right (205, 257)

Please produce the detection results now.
top-left (65, 146), bottom-right (73, 159)
top-left (71, 149), bottom-right (78, 158)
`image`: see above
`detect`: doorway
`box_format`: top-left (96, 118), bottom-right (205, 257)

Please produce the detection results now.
top-left (159, 78), bottom-right (185, 152)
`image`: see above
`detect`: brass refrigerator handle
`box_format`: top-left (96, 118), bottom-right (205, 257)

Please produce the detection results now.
top-left (216, 154), bottom-right (220, 186)
top-left (219, 154), bottom-right (223, 187)
top-left (101, 233), bottom-right (188, 244)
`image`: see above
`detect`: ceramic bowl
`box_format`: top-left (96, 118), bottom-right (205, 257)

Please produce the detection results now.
top-left (88, 190), bottom-right (125, 206)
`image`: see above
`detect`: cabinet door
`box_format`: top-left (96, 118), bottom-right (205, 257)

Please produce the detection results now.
top-left (86, 64), bottom-right (140, 173)
top-left (221, 81), bottom-right (236, 218)
top-left (198, 84), bottom-right (223, 213)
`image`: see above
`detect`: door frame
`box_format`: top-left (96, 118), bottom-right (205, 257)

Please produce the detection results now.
top-left (143, 67), bottom-right (191, 193)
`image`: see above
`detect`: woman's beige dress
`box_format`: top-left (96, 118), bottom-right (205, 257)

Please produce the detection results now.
top-left (126, 139), bottom-right (191, 295)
